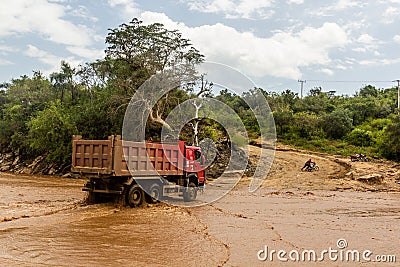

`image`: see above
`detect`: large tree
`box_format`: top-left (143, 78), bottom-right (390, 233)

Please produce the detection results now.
top-left (105, 18), bottom-right (203, 74)
top-left (102, 18), bottom-right (205, 137)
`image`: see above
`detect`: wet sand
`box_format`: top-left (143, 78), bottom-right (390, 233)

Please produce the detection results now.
top-left (1, 147), bottom-right (400, 266)
top-left (193, 187), bottom-right (400, 266)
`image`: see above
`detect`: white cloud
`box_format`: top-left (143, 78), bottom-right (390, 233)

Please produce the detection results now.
top-left (25, 45), bottom-right (62, 67)
top-left (0, 45), bottom-right (18, 54)
top-left (0, 59), bottom-right (13, 66)
top-left (344, 58), bottom-right (357, 65)
top-left (66, 46), bottom-right (104, 59)
top-left (394, 35), bottom-right (400, 43)
top-left (108, 0), bottom-right (141, 19)
top-left (353, 33), bottom-right (384, 55)
top-left (357, 34), bottom-right (375, 44)
top-left (319, 68), bottom-right (334, 75)
top-left (382, 7), bottom-right (400, 24)
top-left (0, 0), bottom-right (94, 48)
top-left (183, 0), bottom-right (274, 19)
top-left (352, 47), bottom-right (367, 53)
top-left (343, 19), bottom-right (368, 33)
top-left (381, 58), bottom-right (400, 65)
top-left (24, 44), bottom-right (83, 75)
top-left (287, 0), bottom-right (304, 4)
top-left (70, 5), bottom-right (99, 23)
top-left (358, 60), bottom-right (375, 66)
top-left (335, 64), bottom-right (348, 70)
top-left (0, 45), bottom-right (17, 65)
top-left (359, 58), bottom-right (400, 66)
top-left (336, 0), bottom-right (364, 9)
top-left (308, 0), bottom-right (365, 17)
top-left (380, 0), bottom-right (400, 3)
top-left (140, 12), bottom-right (348, 79)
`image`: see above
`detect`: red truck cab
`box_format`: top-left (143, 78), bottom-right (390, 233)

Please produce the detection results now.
top-left (185, 145), bottom-right (206, 186)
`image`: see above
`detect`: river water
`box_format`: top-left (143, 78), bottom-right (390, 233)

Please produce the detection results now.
top-left (0, 173), bottom-right (227, 266)
top-left (1, 172), bottom-right (399, 266)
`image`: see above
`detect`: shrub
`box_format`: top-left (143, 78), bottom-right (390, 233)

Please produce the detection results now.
top-left (379, 117), bottom-right (400, 161)
top-left (321, 109), bottom-right (353, 139)
top-left (27, 101), bottom-right (77, 164)
top-left (346, 128), bottom-right (374, 147)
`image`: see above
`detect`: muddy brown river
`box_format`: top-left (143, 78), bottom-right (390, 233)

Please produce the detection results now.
top-left (0, 173), bottom-right (226, 266)
top-left (1, 151), bottom-right (400, 267)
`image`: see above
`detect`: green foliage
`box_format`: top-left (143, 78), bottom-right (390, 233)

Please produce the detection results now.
top-left (345, 128), bottom-right (373, 147)
top-left (355, 118), bottom-right (391, 145)
top-left (0, 73), bottom-right (55, 153)
top-left (27, 101), bottom-right (78, 164)
top-left (368, 118), bottom-right (392, 130)
top-left (379, 116), bottom-right (400, 161)
top-left (292, 112), bottom-right (322, 139)
top-left (321, 109), bottom-right (353, 139)
top-left (359, 85), bottom-right (378, 98)
top-left (105, 18), bottom-right (204, 74)
top-left (293, 88), bottom-right (332, 115)
top-left (273, 110), bottom-right (293, 136)
top-left (50, 61), bottom-right (77, 103)
top-left (265, 85), bottom-right (397, 160)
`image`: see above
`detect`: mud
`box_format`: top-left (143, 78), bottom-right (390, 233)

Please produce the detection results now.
top-left (193, 189), bottom-right (400, 266)
top-left (0, 173), bottom-right (226, 266)
top-left (1, 147), bottom-right (400, 266)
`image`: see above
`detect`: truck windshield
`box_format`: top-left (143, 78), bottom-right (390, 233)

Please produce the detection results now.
top-left (194, 150), bottom-right (202, 161)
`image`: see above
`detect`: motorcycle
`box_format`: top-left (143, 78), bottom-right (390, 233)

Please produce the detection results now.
top-left (350, 154), bottom-right (369, 162)
top-left (303, 162), bottom-right (319, 172)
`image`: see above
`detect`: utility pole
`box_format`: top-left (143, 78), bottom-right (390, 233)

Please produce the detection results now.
top-left (393, 80), bottom-right (400, 114)
top-left (298, 79), bottom-right (306, 98)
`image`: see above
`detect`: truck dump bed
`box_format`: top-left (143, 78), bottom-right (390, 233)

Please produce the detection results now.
top-left (71, 135), bottom-right (185, 177)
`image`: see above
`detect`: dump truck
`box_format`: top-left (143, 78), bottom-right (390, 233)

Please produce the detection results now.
top-left (71, 135), bottom-right (206, 207)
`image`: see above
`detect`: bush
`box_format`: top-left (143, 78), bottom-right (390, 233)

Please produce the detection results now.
top-left (321, 109), bottom-right (353, 139)
top-left (379, 117), bottom-right (400, 161)
top-left (27, 101), bottom-right (77, 164)
top-left (291, 112), bottom-right (322, 139)
top-left (346, 128), bottom-right (374, 147)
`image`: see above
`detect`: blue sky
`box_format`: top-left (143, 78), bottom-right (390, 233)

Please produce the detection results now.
top-left (1, 0), bottom-right (400, 95)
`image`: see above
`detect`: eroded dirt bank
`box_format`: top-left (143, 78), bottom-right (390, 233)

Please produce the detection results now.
top-left (1, 147), bottom-right (400, 266)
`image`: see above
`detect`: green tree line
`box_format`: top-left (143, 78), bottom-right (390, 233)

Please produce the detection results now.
top-left (1, 18), bottom-right (400, 173)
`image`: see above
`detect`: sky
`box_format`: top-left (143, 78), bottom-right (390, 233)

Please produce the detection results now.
top-left (1, 0), bottom-right (400, 95)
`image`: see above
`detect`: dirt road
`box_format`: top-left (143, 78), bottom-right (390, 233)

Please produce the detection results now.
top-left (1, 147), bottom-right (399, 266)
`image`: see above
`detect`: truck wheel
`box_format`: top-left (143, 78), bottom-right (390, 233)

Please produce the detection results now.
top-left (145, 183), bottom-right (162, 204)
top-left (183, 182), bottom-right (197, 202)
top-left (126, 184), bottom-right (144, 207)
top-left (86, 191), bottom-right (97, 204)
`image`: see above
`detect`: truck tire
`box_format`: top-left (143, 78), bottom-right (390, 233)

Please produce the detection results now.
top-left (145, 183), bottom-right (162, 204)
top-left (126, 184), bottom-right (144, 207)
top-left (87, 191), bottom-right (97, 204)
top-left (183, 182), bottom-right (197, 202)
